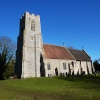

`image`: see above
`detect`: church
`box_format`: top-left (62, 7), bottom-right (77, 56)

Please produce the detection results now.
top-left (15, 12), bottom-right (93, 78)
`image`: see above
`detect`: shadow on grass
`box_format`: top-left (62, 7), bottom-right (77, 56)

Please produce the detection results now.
top-left (57, 74), bottom-right (100, 83)
top-left (56, 75), bottom-right (100, 91)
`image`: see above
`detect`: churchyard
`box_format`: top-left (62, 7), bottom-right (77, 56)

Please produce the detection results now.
top-left (0, 75), bottom-right (100, 100)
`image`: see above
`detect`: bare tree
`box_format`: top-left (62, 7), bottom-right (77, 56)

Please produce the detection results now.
top-left (0, 36), bottom-right (16, 79)
top-left (0, 36), bottom-right (16, 59)
top-left (67, 46), bottom-right (78, 50)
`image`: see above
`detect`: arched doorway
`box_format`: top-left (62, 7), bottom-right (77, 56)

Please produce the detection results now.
top-left (55, 68), bottom-right (58, 76)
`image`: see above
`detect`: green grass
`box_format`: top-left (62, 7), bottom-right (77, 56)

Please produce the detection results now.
top-left (0, 75), bottom-right (100, 100)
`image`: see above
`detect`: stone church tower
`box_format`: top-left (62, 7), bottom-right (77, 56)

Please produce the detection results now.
top-left (15, 12), bottom-right (42, 78)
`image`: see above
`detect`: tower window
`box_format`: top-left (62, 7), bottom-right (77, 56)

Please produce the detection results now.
top-left (31, 20), bottom-right (35, 31)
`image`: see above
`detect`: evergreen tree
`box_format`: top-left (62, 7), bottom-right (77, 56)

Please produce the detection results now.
top-left (93, 60), bottom-right (100, 73)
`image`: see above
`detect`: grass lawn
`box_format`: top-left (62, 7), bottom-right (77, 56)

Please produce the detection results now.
top-left (0, 75), bottom-right (100, 100)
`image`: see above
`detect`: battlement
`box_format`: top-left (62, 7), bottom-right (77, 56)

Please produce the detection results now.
top-left (22, 11), bottom-right (40, 18)
top-left (20, 11), bottom-right (41, 33)
top-left (20, 11), bottom-right (40, 20)
top-left (25, 11), bottom-right (35, 17)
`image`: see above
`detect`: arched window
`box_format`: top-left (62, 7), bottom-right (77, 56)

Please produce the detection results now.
top-left (31, 20), bottom-right (35, 31)
top-left (63, 63), bottom-right (66, 70)
top-left (47, 63), bottom-right (51, 70)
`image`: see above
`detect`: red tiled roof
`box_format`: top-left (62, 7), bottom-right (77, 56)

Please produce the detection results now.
top-left (43, 44), bottom-right (74, 60)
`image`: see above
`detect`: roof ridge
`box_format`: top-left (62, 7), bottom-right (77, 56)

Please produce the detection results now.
top-left (82, 49), bottom-right (91, 59)
top-left (65, 47), bottom-right (76, 60)
top-left (68, 48), bottom-right (82, 52)
top-left (43, 43), bottom-right (65, 48)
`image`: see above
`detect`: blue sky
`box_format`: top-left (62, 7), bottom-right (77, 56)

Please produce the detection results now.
top-left (0, 0), bottom-right (100, 61)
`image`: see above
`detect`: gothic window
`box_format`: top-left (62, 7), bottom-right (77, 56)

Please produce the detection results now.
top-left (31, 20), bottom-right (35, 31)
top-left (63, 63), bottom-right (66, 70)
top-left (47, 63), bottom-right (51, 70)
